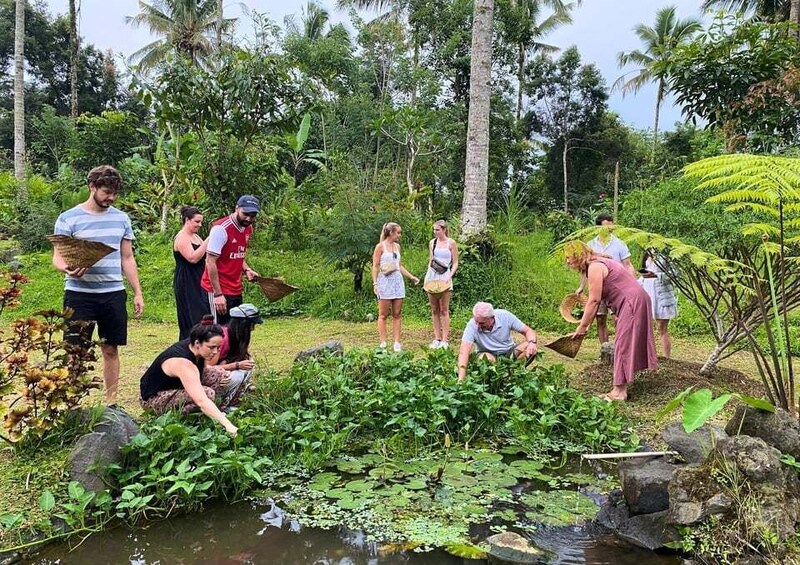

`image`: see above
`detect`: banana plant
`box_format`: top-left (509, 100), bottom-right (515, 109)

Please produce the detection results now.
top-left (284, 113), bottom-right (327, 186)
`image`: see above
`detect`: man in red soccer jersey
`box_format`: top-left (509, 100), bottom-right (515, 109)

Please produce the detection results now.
top-left (201, 195), bottom-right (261, 325)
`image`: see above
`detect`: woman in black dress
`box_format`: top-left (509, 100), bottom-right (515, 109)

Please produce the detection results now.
top-left (174, 206), bottom-right (209, 339)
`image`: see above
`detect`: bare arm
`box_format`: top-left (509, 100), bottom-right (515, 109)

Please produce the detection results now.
top-left (448, 240), bottom-right (459, 278)
top-left (206, 254), bottom-right (228, 314)
top-left (457, 341), bottom-right (473, 382)
top-left (174, 233), bottom-right (208, 264)
top-left (518, 324), bottom-right (539, 357)
top-left (52, 247), bottom-right (87, 278)
top-left (573, 263), bottom-right (606, 337)
top-left (397, 245), bottom-right (419, 284)
top-left (621, 257), bottom-right (636, 278)
top-left (371, 244), bottom-right (382, 295)
top-left (162, 358), bottom-right (237, 435)
top-left (120, 239), bottom-right (144, 316)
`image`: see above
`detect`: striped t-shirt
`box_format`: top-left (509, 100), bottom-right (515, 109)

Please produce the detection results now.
top-left (54, 205), bottom-right (135, 293)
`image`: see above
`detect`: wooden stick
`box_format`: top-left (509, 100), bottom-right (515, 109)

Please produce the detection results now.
top-left (581, 451), bottom-right (677, 460)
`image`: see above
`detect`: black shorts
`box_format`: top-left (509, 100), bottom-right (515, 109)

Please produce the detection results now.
top-left (64, 290), bottom-right (128, 346)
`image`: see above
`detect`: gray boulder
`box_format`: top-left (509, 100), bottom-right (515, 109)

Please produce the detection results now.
top-left (619, 458), bottom-right (679, 515)
top-left (486, 532), bottom-right (551, 564)
top-left (294, 340), bottom-right (344, 363)
top-left (662, 421), bottom-right (728, 464)
top-left (615, 510), bottom-right (677, 551)
top-left (720, 435), bottom-right (784, 484)
top-left (726, 405), bottom-right (800, 459)
top-left (668, 465), bottom-right (713, 526)
top-left (595, 489), bottom-right (629, 530)
top-left (69, 407), bottom-right (139, 493)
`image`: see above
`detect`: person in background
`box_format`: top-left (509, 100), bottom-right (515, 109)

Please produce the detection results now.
top-left (457, 302), bottom-right (539, 382)
top-left (201, 195), bottom-right (261, 325)
top-left (207, 303), bottom-right (261, 406)
top-left (424, 220), bottom-right (459, 349)
top-left (173, 206), bottom-right (209, 340)
top-left (52, 165), bottom-right (144, 405)
top-left (566, 241), bottom-right (656, 402)
top-left (139, 318), bottom-right (238, 435)
top-left (576, 214), bottom-right (635, 345)
top-left (371, 222), bottom-right (420, 352)
top-left (639, 250), bottom-right (678, 358)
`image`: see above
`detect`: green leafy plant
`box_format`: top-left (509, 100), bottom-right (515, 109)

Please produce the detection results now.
top-left (659, 386), bottom-right (774, 433)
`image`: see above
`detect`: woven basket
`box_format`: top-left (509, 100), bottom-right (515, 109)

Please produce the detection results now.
top-left (559, 293), bottom-right (588, 324)
top-left (423, 280), bottom-right (451, 294)
top-left (544, 334), bottom-right (585, 359)
top-left (46, 235), bottom-right (115, 270)
top-left (254, 276), bottom-right (298, 302)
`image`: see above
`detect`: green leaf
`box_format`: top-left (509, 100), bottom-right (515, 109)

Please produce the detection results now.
top-left (444, 542), bottom-right (488, 559)
top-left (656, 386), bottom-right (694, 421)
top-left (682, 389), bottom-right (731, 433)
top-left (38, 490), bottom-right (55, 512)
top-left (735, 394), bottom-right (775, 413)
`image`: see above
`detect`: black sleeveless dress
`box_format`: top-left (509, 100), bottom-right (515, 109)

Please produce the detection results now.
top-left (174, 243), bottom-right (208, 340)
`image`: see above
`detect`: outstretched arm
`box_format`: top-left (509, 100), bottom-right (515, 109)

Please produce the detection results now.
top-left (162, 358), bottom-right (237, 435)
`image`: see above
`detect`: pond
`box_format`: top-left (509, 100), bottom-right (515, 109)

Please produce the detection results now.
top-left (31, 499), bottom-right (681, 564)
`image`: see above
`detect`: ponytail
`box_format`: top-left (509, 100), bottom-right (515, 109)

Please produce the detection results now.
top-left (379, 222), bottom-right (400, 243)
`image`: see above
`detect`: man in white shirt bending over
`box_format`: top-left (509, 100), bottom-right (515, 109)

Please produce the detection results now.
top-left (457, 302), bottom-right (539, 382)
top-left (576, 214), bottom-right (636, 344)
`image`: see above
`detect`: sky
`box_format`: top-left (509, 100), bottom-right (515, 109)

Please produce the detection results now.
top-left (47, 0), bottom-right (709, 131)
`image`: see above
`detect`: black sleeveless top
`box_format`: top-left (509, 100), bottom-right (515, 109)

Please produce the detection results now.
top-left (140, 340), bottom-right (203, 400)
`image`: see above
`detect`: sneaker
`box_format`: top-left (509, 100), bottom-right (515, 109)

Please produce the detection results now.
top-left (378, 341), bottom-right (387, 349)
top-left (429, 340), bottom-right (441, 349)
top-left (393, 342), bottom-right (403, 353)
top-left (439, 340), bottom-right (449, 349)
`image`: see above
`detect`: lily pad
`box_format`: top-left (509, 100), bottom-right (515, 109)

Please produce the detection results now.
top-left (507, 459), bottom-right (545, 478)
top-left (345, 479), bottom-right (374, 492)
top-left (405, 479), bottom-right (428, 490)
top-left (521, 490), bottom-right (598, 527)
top-left (324, 488), bottom-right (352, 499)
top-left (333, 458), bottom-right (365, 474)
top-left (337, 496), bottom-right (369, 510)
top-left (444, 542), bottom-right (488, 559)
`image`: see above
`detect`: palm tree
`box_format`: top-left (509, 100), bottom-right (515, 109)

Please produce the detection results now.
top-left (286, 1), bottom-right (332, 40)
top-left (126, 0), bottom-right (232, 71)
top-left (614, 6), bottom-right (702, 154)
top-left (462, 0), bottom-right (494, 236)
top-left (13, 0), bottom-right (24, 182)
top-left (507, 0), bottom-right (576, 121)
top-left (69, 0), bottom-right (79, 117)
top-left (702, 0), bottom-right (790, 21)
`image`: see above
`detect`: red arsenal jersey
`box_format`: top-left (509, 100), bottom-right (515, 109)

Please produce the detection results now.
top-left (200, 215), bottom-right (253, 296)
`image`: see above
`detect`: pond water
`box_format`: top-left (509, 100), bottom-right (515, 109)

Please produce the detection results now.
top-left (31, 499), bottom-right (681, 564)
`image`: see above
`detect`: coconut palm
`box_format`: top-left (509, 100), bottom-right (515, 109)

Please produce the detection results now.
top-left (702, 0), bottom-right (791, 21)
top-left (614, 6), bottom-right (702, 154)
top-left (69, 0), bottom-right (79, 117)
top-left (126, 0), bottom-right (234, 71)
top-left (462, 0), bottom-right (494, 235)
top-left (13, 0), bottom-right (24, 182)
top-left (506, 0), bottom-right (576, 121)
top-left (286, 1), bottom-right (332, 39)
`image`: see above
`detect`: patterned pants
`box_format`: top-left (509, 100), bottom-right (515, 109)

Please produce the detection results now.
top-left (141, 366), bottom-right (249, 414)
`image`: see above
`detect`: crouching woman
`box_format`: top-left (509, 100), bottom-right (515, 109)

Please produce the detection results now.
top-left (140, 318), bottom-right (238, 435)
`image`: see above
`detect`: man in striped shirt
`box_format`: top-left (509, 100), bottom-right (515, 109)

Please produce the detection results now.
top-left (52, 165), bottom-right (144, 405)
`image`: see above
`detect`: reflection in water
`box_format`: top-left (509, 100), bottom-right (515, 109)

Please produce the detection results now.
top-left (32, 500), bottom-right (682, 565)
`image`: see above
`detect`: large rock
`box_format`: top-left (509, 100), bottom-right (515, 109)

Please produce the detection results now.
top-left (615, 510), bottom-right (677, 551)
top-left (619, 458), bottom-right (679, 515)
top-left (668, 465), bottom-right (716, 526)
top-left (69, 407), bottom-right (139, 493)
top-left (720, 435), bottom-right (784, 484)
top-left (662, 421), bottom-right (728, 464)
top-left (294, 340), bottom-right (344, 363)
top-left (486, 532), bottom-right (550, 564)
top-left (595, 489), bottom-right (629, 530)
top-left (726, 405), bottom-right (800, 459)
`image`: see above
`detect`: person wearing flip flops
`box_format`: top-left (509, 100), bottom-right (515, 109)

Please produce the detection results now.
top-left (457, 302), bottom-right (539, 382)
top-left (423, 220), bottom-right (459, 349)
top-left (565, 241), bottom-right (657, 402)
top-left (52, 165), bottom-right (144, 406)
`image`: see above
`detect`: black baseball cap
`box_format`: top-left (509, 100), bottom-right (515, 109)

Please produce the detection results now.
top-left (236, 195), bottom-right (260, 214)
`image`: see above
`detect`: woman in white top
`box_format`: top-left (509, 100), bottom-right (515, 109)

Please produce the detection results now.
top-left (423, 220), bottom-right (459, 348)
top-left (639, 250), bottom-right (678, 358)
top-left (371, 222), bottom-right (420, 352)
